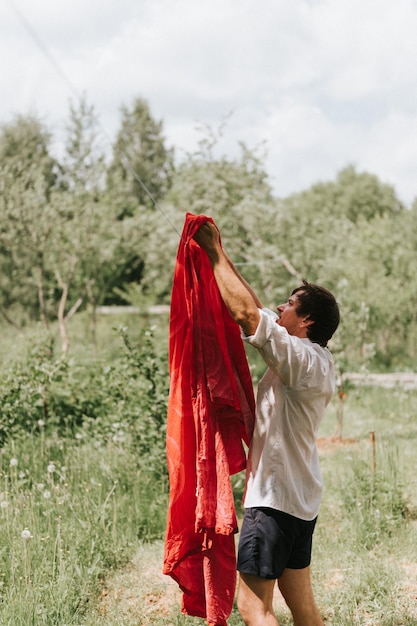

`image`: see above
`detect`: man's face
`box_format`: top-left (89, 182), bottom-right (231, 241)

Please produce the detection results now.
top-left (276, 291), bottom-right (309, 337)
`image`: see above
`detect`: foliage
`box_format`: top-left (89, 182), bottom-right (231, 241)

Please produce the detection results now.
top-left (81, 384), bottom-right (417, 626)
top-left (106, 96), bottom-right (174, 213)
top-left (338, 449), bottom-right (409, 550)
top-left (0, 115), bottom-right (60, 323)
top-left (271, 166), bottom-right (417, 369)
top-left (0, 434), bottom-right (167, 625)
top-left (1, 99), bottom-right (417, 367)
top-left (0, 326), bottom-right (169, 483)
top-left (0, 321), bottom-right (417, 625)
top-left (137, 127), bottom-right (277, 304)
top-left (0, 319), bottom-right (170, 623)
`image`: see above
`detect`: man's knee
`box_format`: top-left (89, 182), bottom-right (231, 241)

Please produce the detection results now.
top-left (278, 567), bottom-right (323, 625)
top-left (237, 578), bottom-right (257, 624)
top-left (237, 573), bottom-right (278, 626)
top-left (236, 589), bottom-right (251, 624)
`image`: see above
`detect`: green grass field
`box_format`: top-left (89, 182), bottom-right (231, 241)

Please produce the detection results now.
top-left (0, 313), bottom-right (416, 625)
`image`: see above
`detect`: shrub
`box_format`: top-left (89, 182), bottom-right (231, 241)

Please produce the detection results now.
top-left (0, 326), bottom-right (170, 482)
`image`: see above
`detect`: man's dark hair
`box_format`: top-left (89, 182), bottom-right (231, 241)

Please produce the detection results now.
top-left (291, 280), bottom-right (340, 347)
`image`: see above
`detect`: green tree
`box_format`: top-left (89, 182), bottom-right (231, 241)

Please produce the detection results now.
top-left (275, 166), bottom-right (410, 368)
top-left (137, 129), bottom-right (278, 305)
top-left (106, 97), bottom-right (174, 215)
top-left (48, 98), bottom-right (134, 351)
top-left (0, 115), bottom-right (60, 325)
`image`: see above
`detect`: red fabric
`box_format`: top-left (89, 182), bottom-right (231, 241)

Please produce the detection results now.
top-left (163, 212), bottom-right (255, 626)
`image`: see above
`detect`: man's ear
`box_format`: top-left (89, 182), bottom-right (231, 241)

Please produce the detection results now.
top-left (301, 316), bottom-right (314, 328)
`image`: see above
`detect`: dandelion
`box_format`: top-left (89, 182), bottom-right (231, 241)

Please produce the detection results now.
top-left (43, 490), bottom-right (51, 499)
top-left (37, 419), bottom-right (45, 427)
top-left (75, 433), bottom-right (83, 440)
top-left (47, 463), bottom-right (56, 474)
top-left (9, 458), bottom-right (18, 467)
top-left (18, 471), bottom-right (26, 479)
top-left (36, 483), bottom-right (45, 491)
top-left (21, 529), bottom-right (31, 540)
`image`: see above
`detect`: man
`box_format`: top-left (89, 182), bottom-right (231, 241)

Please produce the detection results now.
top-left (194, 221), bottom-right (340, 626)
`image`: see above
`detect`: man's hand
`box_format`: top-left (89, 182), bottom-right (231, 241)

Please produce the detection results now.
top-left (193, 222), bottom-right (221, 256)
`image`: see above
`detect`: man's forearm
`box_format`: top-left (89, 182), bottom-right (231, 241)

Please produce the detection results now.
top-left (206, 248), bottom-right (260, 336)
top-left (223, 251), bottom-right (263, 309)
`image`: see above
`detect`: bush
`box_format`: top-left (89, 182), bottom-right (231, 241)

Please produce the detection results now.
top-left (0, 326), bottom-right (170, 481)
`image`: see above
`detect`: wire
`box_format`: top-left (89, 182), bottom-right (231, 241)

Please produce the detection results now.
top-left (6, 0), bottom-right (185, 242)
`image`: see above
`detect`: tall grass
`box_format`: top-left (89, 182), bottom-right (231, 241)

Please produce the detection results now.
top-left (0, 434), bottom-right (168, 625)
top-left (0, 313), bottom-right (170, 625)
top-left (313, 386), bottom-right (417, 625)
top-left (0, 315), bottom-right (417, 625)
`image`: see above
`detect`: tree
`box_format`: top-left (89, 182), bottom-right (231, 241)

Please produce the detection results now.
top-left (0, 115), bottom-right (60, 325)
top-left (275, 166), bottom-right (411, 368)
top-left (55, 98), bottom-right (150, 346)
top-left (48, 97), bottom-right (124, 351)
top-left (106, 97), bottom-right (174, 215)
top-left (48, 98), bottom-right (153, 351)
top-left (137, 129), bottom-right (278, 305)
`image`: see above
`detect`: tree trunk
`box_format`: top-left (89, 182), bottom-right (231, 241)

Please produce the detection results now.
top-left (58, 283), bottom-right (69, 353)
top-left (54, 256), bottom-right (79, 354)
top-left (37, 266), bottom-right (49, 329)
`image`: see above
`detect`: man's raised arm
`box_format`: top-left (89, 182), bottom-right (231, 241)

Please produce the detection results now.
top-left (193, 222), bottom-right (261, 336)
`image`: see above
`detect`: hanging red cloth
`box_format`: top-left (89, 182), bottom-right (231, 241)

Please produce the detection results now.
top-left (163, 213), bottom-right (255, 626)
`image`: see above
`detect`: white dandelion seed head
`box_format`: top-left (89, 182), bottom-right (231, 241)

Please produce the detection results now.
top-left (37, 419), bottom-right (45, 427)
top-left (21, 529), bottom-right (31, 540)
top-left (9, 458), bottom-right (18, 467)
top-left (47, 463), bottom-right (56, 474)
top-left (43, 490), bottom-right (51, 499)
top-left (36, 483), bottom-right (45, 491)
top-left (75, 433), bottom-right (83, 440)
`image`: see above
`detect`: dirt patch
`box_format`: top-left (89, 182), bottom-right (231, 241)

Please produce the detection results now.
top-left (97, 543), bottom-right (181, 623)
top-left (317, 435), bottom-right (358, 452)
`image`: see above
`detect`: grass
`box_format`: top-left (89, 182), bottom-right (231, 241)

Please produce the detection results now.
top-left (0, 315), bottom-right (417, 624)
top-left (80, 388), bottom-right (417, 626)
top-left (83, 385), bottom-right (417, 626)
top-left (0, 430), bottom-right (168, 625)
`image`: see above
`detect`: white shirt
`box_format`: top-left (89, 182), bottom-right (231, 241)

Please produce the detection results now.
top-left (242, 307), bottom-right (335, 521)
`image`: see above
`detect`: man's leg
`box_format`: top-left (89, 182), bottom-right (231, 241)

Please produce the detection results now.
top-left (237, 572), bottom-right (279, 626)
top-left (278, 566), bottom-right (324, 626)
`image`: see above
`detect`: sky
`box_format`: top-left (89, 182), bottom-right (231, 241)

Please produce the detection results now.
top-left (1, 0), bottom-right (417, 205)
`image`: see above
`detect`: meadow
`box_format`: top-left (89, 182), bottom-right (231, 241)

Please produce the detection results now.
top-left (0, 312), bottom-right (416, 625)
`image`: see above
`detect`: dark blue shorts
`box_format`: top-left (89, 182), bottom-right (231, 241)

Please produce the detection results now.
top-left (237, 507), bottom-right (317, 580)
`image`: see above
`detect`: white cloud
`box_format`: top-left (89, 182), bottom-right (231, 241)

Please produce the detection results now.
top-left (1, 0), bottom-right (417, 205)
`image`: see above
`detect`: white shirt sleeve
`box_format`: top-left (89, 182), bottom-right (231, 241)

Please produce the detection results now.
top-left (243, 307), bottom-right (313, 388)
